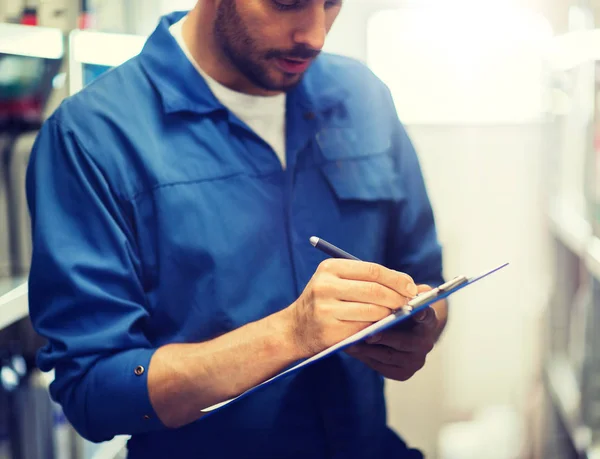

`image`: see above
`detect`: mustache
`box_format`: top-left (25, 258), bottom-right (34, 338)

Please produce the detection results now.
top-left (266, 46), bottom-right (321, 60)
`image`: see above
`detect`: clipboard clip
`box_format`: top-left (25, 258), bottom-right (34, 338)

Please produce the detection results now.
top-left (402, 275), bottom-right (469, 313)
top-left (438, 275), bottom-right (469, 292)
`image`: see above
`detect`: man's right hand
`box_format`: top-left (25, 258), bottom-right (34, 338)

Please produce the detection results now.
top-left (286, 259), bottom-right (419, 357)
top-left (147, 259), bottom-right (418, 428)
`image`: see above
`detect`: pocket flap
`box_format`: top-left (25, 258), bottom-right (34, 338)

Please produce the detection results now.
top-left (321, 153), bottom-right (404, 202)
top-left (316, 128), bottom-right (392, 161)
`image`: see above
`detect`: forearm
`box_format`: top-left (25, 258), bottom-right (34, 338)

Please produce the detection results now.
top-left (147, 307), bottom-right (304, 429)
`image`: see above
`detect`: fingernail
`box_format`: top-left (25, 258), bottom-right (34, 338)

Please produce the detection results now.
top-left (366, 333), bottom-right (382, 344)
top-left (406, 283), bottom-right (418, 297)
top-left (414, 309), bottom-right (429, 322)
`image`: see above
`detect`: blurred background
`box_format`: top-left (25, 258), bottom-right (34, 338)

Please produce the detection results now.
top-left (0, 0), bottom-right (598, 457)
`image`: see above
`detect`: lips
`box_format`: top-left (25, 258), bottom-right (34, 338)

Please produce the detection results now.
top-left (274, 57), bottom-right (312, 74)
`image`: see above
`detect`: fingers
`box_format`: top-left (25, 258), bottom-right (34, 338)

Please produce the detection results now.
top-left (411, 306), bottom-right (438, 328)
top-left (417, 284), bottom-right (432, 293)
top-left (346, 349), bottom-right (426, 382)
top-left (365, 313), bottom-right (437, 352)
top-left (330, 278), bottom-right (410, 310)
top-left (333, 302), bottom-right (394, 322)
top-left (411, 285), bottom-right (433, 320)
top-left (367, 361), bottom-right (417, 381)
top-left (367, 330), bottom-right (434, 354)
top-left (318, 259), bottom-right (418, 299)
top-left (413, 307), bottom-right (439, 333)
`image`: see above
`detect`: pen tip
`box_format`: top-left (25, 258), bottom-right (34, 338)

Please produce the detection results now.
top-left (309, 237), bottom-right (319, 247)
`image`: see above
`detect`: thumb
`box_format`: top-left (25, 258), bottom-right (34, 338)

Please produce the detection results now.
top-left (412, 285), bottom-right (433, 322)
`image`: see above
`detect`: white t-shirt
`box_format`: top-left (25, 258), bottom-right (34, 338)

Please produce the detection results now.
top-left (169, 17), bottom-right (287, 169)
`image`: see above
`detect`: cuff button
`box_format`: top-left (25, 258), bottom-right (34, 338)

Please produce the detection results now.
top-left (134, 365), bottom-right (145, 376)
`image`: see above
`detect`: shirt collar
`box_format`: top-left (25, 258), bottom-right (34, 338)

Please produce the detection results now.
top-left (138, 11), bottom-right (348, 116)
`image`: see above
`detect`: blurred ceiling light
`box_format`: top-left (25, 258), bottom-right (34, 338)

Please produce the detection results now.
top-left (367, 5), bottom-right (554, 124)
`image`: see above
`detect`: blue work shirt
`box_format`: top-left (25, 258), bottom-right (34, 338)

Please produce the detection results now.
top-left (27, 11), bottom-right (443, 459)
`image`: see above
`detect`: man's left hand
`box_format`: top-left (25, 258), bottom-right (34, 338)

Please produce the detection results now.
top-left (345, 285), bottom-right (443, 382)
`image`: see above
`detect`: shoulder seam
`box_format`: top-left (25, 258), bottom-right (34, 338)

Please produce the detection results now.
top-left (53, 115), bottom-right (132, 204)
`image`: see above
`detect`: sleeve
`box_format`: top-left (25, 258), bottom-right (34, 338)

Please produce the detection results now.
top-left (381, 89), bottom-right (445, 287)
top-left (26, 115), bottom-right (165, 442)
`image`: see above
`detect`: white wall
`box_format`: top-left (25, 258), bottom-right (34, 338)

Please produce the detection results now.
top-left (359, 4), bottom-right (557, 457)
top-left (367, 8), bottom-right (553, 124)
top-left (0, 0), bottom-right (24, 22)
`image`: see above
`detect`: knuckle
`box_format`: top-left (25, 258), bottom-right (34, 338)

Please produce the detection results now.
top-left (309, 279), bottom-right (329, 301)
top-left (395, 369), bottom-right (412, 382)
top-left (318, 259), bottom-right (337, 273)
top-left (413, 356), bottom-right (427, 373)
top-left (312, 281), bottom-right (329, 299)
top-left (422, 339), bottom-right (435, 354)
top-left (315, 302), bottom-right (332, 317)
top-left (364, 304), bottom-right (384, 320)
top-left (366, 263), bottom-right (382, 281)
top-left (399, 272), bottom-right (415, 285)
top-left (366, 283), bottom-right (384, 301)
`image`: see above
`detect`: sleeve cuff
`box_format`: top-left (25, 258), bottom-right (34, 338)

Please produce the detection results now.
top-left (86, 347), bottom-right (165, 441)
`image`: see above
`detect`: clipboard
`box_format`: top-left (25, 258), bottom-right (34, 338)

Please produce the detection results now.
top-left (201, 262), bottom-right (509, 414)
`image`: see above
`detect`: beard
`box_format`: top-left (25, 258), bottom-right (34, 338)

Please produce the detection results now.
top-left (213, 0), bottom-right (319, 92)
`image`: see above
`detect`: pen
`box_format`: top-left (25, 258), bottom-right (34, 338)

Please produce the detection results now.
top-left (310, 236), bottom-right (415, 315)
top-left (309, 237), bottom-right (361, 261)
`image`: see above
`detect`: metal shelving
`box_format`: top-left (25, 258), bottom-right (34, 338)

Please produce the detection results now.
top-left (0, 280), bottom-right (28, 331)
top-left (544, 194), bottom-right (600, 457)
top-left (548, 197), bottom-right (600, 285)
top-left (0, 281), bottom-right (129, 459)
top-left (548, 197), bottom-right (592, 259)
top-left (89, 436), bottom-right (128, 459)
top-left (545, 356), bottom-right (594, 456)
top-left (586, 237), bottom-right (600, 281)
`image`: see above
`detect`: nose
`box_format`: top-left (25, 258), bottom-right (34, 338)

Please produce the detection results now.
top-left (292, 5), bottom-right (327, 51)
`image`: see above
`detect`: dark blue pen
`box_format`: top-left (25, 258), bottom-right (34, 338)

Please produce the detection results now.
top-left (310, 237), bottom-right (361, 261)
top-left (310, 237), bottom-right (425, 321)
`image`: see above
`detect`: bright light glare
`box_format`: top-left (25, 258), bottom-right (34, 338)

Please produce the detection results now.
top-left (367, 6), bottom-right (554, 124)
top-left (0, 23), bottom-right (63, 59)
top-left (70, 30), bottom-right (147, 67)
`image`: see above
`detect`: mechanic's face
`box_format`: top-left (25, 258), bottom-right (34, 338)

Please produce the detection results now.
top-left (214, 0), bottom-right (342, 93)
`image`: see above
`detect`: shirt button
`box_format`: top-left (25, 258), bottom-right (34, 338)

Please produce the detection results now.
top-left (304, 112), bottom-right (316, 121)
top-left (143, 415), bottom-right (151, 421)
top-left (134, 365), bottom-right (145, 376)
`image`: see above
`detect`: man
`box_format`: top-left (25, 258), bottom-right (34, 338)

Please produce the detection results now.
top-left (26, 1), bottom-right (447, 458)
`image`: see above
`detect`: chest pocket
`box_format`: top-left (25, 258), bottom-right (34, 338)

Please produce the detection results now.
top-left (316, 127), bottom-right (404, 202)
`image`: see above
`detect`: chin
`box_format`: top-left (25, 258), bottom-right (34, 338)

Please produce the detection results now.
top-left (267, 74), bottom-right (304, 92)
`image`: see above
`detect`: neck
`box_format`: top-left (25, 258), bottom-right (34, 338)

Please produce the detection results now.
top-left (183, 5), bottom-right (279, 97)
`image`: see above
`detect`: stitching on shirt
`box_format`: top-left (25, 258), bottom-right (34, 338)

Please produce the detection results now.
top-left (53, 113), bottom-right (131, 206)
top-left (128, 167), bottom-right (286, 202)
top-left (56, 115), bottom-right (285, 202)
top-left (129, 172), bottom-right (248, 202)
